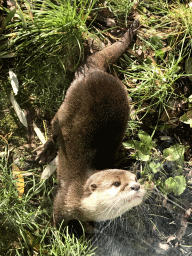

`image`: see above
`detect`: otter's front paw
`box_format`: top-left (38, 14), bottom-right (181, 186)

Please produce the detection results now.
top-left (36, 138), bottom-right (57, 164)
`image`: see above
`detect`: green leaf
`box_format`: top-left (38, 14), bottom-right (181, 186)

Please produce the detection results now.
top-left (188, 95), bottom-right (192, 103)
top-left (149, 161), bottom-right (161, 173)
top-left (124, 140), bottom-right (141, 151)
top-left (124, 131), bottom-right (155, 161)
top-left (24, 0), bottom-right (34, 22)
top-left (16, 3), bottom-right (27, 29)
top-left (180, 110), bottom-right (192, 128)
top-left (124, 140), bottom-right (150, 161)
top-left (138, 131), bottom-right (155, 154)
top-left (150, 36), bottom-right (163, 50)
top-left (163, 144), bottom-right (185, 162)
top-left (155, 49), bottom-right (165, 60)
top-left (137, 151), bottom-right (150, 161)
top-left (138, 131), bottom-right (152, 145)
top-left (140, 132), bottom-right (154, 145)
top-left (165, 176), bottom-right (186, 196)
top-left (0, 8), bottom-right (16, 33)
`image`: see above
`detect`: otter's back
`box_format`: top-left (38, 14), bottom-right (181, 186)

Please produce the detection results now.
top-left (56, 70), bottom-right (129, 170)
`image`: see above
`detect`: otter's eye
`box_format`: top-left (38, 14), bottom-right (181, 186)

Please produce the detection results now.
top-left (112, 181), bottom-right (121, 187)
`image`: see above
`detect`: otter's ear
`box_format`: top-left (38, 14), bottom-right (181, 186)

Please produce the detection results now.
top-left (84, 180), bottom-right (97, 196)
top-left (90, 183), bottom-right (97, 191)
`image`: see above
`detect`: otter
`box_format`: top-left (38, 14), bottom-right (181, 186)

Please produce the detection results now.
top-left (38, 19), bottom-right (145, 227)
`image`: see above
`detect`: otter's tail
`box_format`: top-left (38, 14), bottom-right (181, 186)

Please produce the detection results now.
top-left (76, 19), bottom-right (139, 76)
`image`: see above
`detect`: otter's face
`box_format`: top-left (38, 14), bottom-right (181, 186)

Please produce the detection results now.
top-left (82, 169), bottom-right (145, 221)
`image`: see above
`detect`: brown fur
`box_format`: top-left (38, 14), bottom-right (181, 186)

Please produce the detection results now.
top-left (38, 19), bottom-right (144, 226)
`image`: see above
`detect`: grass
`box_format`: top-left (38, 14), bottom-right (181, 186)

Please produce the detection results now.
top-left (0, 148), bottom-right (95, 255)
top-left (105, 0), bottom-right (137, 26)
top-left (1, 0), bottom-right (96, 116)
top-left (0, 0), bottom-right (192, 254)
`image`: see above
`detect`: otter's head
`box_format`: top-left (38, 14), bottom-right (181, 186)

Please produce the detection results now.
top-left (81, 169), bottom-right (145, 221)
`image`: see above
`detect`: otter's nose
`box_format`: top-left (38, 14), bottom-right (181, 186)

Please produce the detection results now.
top-left (131, 183), bottom-right (140, 191)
